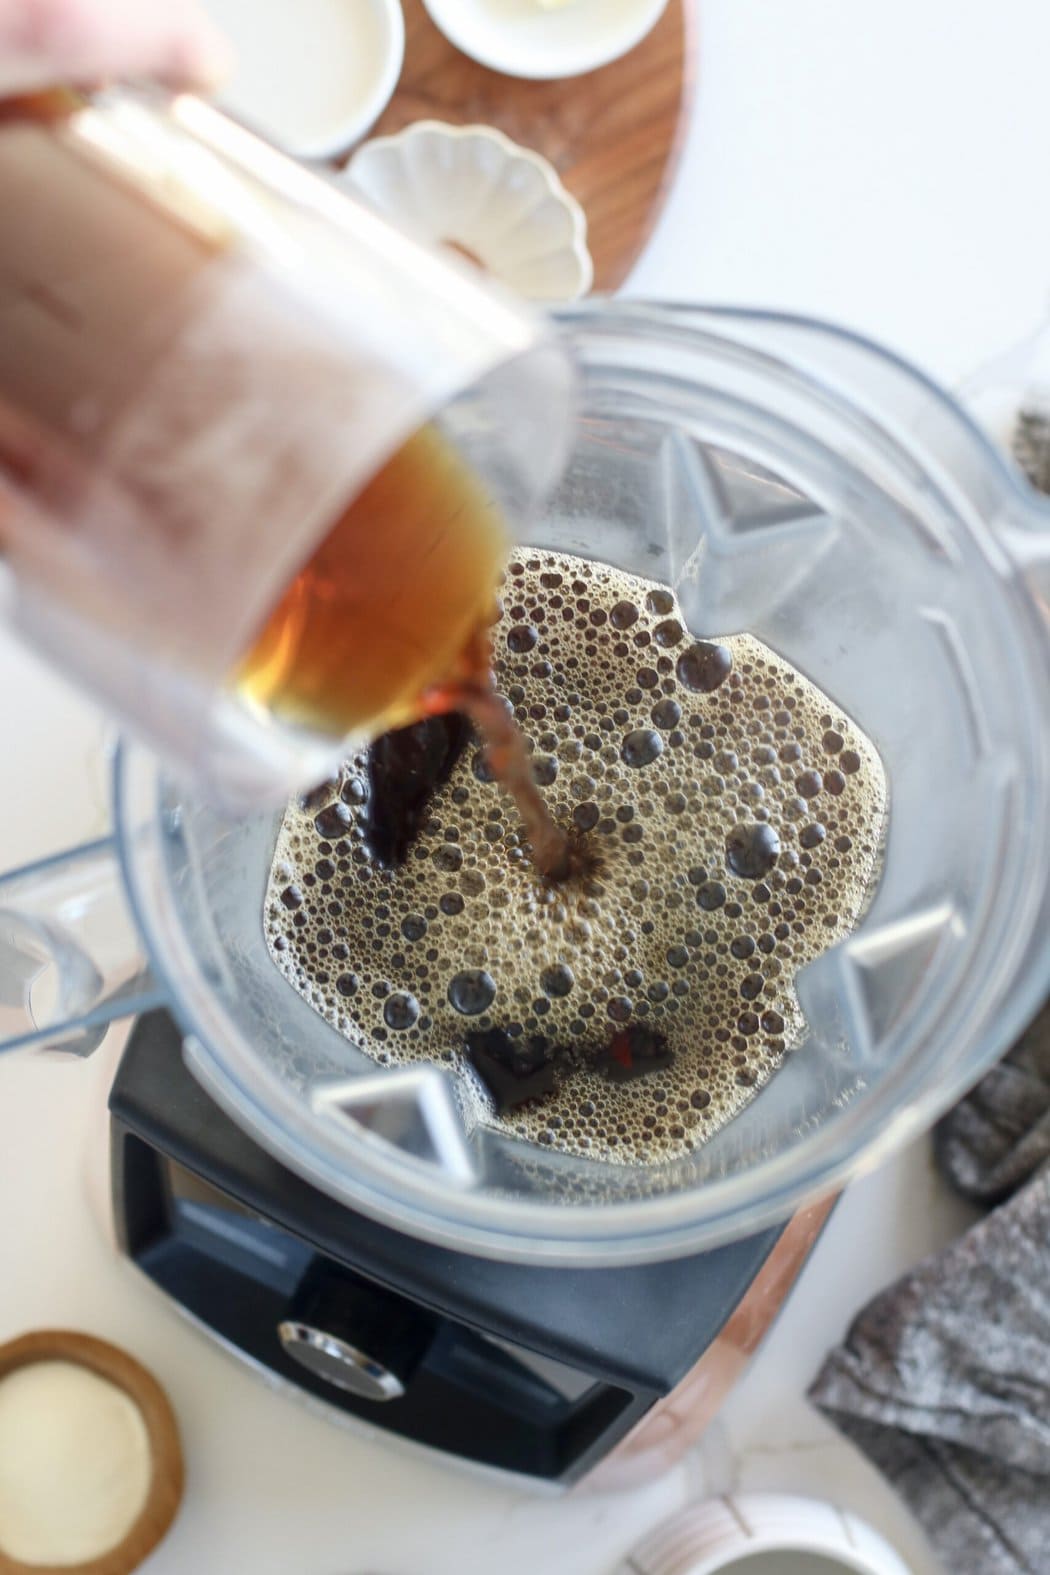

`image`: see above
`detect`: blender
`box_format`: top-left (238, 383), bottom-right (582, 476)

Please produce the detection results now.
top-left (2, 303), bottom-right (1048, 1482)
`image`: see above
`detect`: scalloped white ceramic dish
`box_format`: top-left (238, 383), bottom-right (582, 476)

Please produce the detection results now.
top-left (345, 120), bottom-right (593, 300)
top-left (422, 0), bottom-right (669, 80)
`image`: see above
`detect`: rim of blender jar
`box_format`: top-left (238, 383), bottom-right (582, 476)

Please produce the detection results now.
top-left (114, 304), bottom-right (1050, 1265)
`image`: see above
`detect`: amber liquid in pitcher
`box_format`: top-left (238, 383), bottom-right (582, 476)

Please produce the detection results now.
top-left (235, 424), bottom-right (506, 740)
top-left (236, 424), bottom-right (577, 880)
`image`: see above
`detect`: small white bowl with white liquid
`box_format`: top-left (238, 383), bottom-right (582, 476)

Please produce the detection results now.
top-left (422, 0), bottom-right (669, 80)
top-left (202, 0), bottom-right (404, 159)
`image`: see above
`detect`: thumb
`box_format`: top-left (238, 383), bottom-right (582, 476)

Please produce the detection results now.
top-left (0, 0), bottom-right (233, 96)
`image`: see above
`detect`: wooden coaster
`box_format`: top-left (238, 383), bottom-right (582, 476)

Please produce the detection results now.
top-left (366, 0), bottom-right (697, 291)
top-left (0, 1331), bottom-right (183, 1575)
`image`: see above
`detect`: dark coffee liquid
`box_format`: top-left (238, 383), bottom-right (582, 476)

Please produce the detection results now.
top-left (266, 553), bottom-right (887, 1167)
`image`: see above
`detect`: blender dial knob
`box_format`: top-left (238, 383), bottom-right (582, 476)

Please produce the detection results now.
top-left (277, 1261), bottom-right (434, 1403)
top-left (277, 1321), bottom-right (407, 1401)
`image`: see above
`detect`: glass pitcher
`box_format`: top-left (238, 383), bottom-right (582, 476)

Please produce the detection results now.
top-left (2, 304), bottom-right (1048, 1265)
top-left (0, 86), bottom-right (573, 805)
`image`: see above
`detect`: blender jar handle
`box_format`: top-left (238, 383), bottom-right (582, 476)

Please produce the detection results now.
top-left (1003, 504), bottom-right (1050, 637)
top-left (954, 350), bottom-right (1050, 631)
top-left (0, 837), bottom-right (163, 1057)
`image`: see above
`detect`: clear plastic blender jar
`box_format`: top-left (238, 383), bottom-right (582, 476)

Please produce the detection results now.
top-left (2, 303), bottom-right (1048, 1264)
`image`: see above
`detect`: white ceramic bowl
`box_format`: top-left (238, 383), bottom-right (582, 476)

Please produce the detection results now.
top-left (422, 0), bottom-right (669, 80)
top-left (203, 0), bottom-right (404, 159)
top-left (345, 121), bottom-right (593, 300)
top-left (617, 1495), bottom-right (914, 1575)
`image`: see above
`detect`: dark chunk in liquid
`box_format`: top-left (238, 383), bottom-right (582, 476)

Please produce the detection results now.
top-left (466, 1028), bottom-right (557, 1112)
top-left (360, 713), bottom-right (472, 868)
top-left (595, 1024), bottom-right (674, 1082)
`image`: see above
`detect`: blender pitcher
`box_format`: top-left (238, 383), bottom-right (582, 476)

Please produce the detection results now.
top-left (1, 304), bottom-right (1049, 1265)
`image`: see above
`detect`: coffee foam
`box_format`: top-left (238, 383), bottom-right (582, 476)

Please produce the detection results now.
top-left (265, 553), bottom-right (886, 1166)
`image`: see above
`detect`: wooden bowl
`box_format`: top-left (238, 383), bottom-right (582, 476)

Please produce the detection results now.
top-left (0, 1331), bottom-right (183, 1575)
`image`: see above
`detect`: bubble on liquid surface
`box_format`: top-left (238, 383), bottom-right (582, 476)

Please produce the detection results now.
top-left (541, 964), bottom-right (575, 998)
top-left (622, 729), bottom-right (664, 768)
top-left (726, 822), bottom-right (781, 880)
top-left (448, 969), bottom-right (497, 1016)
top-left (507, 625), bottom-right (539, 654)
top-left (384, 992), bottom-right (420, 1029)
top-left (314, 802), bottom-right (352, 839)
top-left (265, 551), bottom-right (887, 1168)
top-left (677, 642), bottom-right (733, 694)
top-left (651, 698), bottom-right (682, 731)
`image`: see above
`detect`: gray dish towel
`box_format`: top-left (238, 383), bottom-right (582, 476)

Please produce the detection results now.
top-left (809, 1001), bottom-right (1050, 1575)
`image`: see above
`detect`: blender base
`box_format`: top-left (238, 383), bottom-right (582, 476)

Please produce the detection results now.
top-left (109, 1011), bottom-right (829, 1486)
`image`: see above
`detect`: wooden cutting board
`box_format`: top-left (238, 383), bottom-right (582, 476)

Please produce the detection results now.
top-left (366, 1), bottom-right (697, 292)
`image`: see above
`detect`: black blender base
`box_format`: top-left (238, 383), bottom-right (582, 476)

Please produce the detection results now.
top-left (109, 1011), bottom-right (788, 1484)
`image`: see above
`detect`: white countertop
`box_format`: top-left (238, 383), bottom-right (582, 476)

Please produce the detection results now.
top-left (3, 1), bottom-right (1047, 1570)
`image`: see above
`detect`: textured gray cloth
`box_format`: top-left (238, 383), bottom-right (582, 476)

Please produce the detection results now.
top-left (810, 1001), bottom-right (1050, 1575)
top-left (933, 1003), bottom-right (1050, 1206)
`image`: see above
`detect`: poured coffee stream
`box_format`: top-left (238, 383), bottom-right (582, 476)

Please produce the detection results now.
top-left (429, 675), bottom-right (576, 884)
